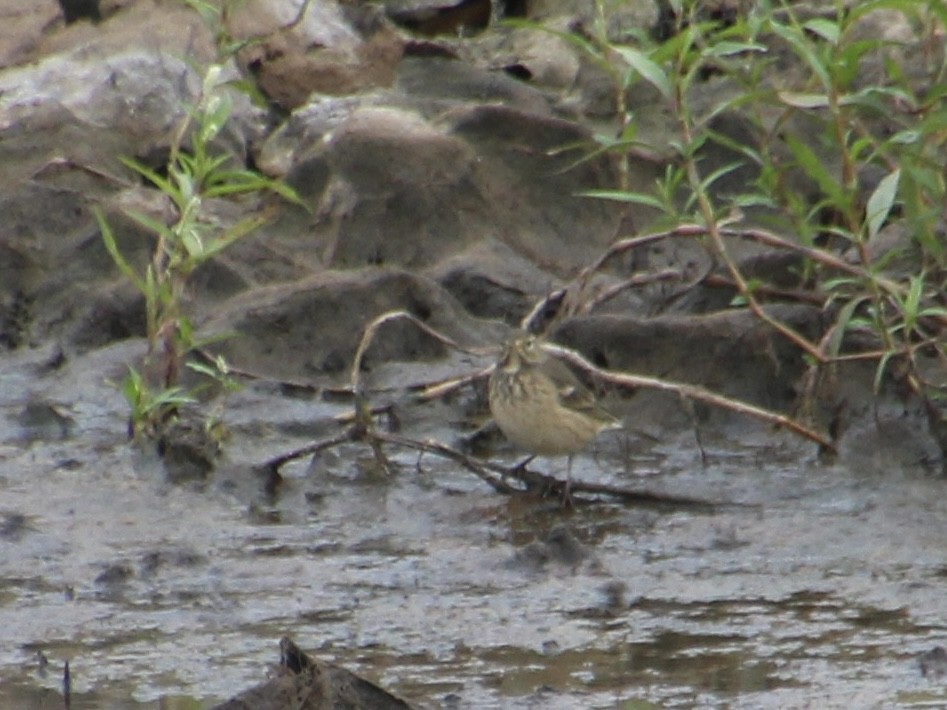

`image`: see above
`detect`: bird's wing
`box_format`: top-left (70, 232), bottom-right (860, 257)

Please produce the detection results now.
top-left (550, 364), bottom-right (618, 426)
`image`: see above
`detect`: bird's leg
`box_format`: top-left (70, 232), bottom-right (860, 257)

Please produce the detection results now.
top-left (500, 454), bottom-right (537, 489)
top-left (560, 454), bottom-right (575, 509)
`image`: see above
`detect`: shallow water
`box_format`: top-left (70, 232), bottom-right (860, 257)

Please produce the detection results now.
top-left (2, 344), bottom-right (947, 709)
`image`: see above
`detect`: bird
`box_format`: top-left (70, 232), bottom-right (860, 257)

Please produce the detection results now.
top-left (488, 333), bottom-right (621, 504)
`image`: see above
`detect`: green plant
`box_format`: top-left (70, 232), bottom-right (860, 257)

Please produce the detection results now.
top-left (520, 0), bottom-right (947, 448)
top-left (118, 366), bottom-right (197, 442)
top-left (98, 51), bottom-right (302, 441)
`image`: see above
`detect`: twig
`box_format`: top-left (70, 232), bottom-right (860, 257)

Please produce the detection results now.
top-left (348, 311), bottom-right (491, 475)
top-left (582, 268), bottom-right (686, 313)
top-left (701, 272), bottom-right (825, 305)
top-left (542, 341), bottom-right (835, 452)
top-left (257, 428), bottom-right (356, 477)
top-left (560, 222), bottom-right (931, 342)
top-left (367, 431), bottom-right (724, 507)
top-left (348, 310), bottom-right (488, 396)
top-left (371, 431), bottom-right (518, 493)
top-left (63, 661), bottom-right (71, 710)
top-left (564, 478), bottom-right (732, 509)
top-left (334, 403), bottom-right (393, 424)
top-left (255, 420), bottom-right (723, 507)
top-left (413, 365), bottom-right (494, 401)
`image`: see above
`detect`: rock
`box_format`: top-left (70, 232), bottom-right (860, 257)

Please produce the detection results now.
top-left (395, 55), bottom-right (553, 114)
top-left (213, 636), bottom-right (413, 710)
top-left (508, 524), bottom-right (602, 573)
top-left (553, 305), bottom-right (823, 414)
top-left (0, 1), bottom-right (62, 69)
top-left (920, 646), bottom-right (947, 679)
top-left (58, 0), bottom-right (101, 24)
top-left (14, 400), bottom-right (75, 442)
top-left (157, 411), bottom-right (221, 484)
top-left (230, 0), bottom-right (404, 109)
top-left (444, 103), bottom-right (627, 272)
top-left (386, 0), bottom-right (493, 37)
top-left (256, 94), bottom-right (394, 179)
top-left (204, 267), bottom-right (498, 382)
top-left (426, 238), bottom-right (559, 323)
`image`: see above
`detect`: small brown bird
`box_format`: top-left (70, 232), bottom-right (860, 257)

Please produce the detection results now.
top-left (488, 333), bottom-right (621, 501)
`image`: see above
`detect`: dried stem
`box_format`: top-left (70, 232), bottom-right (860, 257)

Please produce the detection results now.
top-left (542, 341), bottom-right (835, 452)
top-left (258, 423), bottom-right (723, 508)
top-left (348, 310), bottom-right (491, 474)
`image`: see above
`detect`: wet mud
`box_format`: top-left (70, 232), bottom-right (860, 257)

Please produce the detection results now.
top-left (2, 344), bottom-right (947, 709)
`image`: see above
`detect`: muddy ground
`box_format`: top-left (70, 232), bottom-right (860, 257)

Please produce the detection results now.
top-left (2, 0), bottom-right (947, 708)
top-left (2, 336), bottom-right (947, 708)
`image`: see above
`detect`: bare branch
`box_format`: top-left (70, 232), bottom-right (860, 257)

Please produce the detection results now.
top-left (542, 341), bottom-right (835, 452)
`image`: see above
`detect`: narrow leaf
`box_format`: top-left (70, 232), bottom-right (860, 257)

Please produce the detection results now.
top-left (698, 161), bottom-right (744, 193)
top-left (873, 350), bottom-right (894, 394)
top-left (96, 208), bottom-right (148, 295)
top-left (120, 156), bottom-right (174, 196)
top-left (580, 189), bottom-right (666, 210)
top-left (865, 168), bottom-right (900, 240)
top-left (124, 209), bottom-right (175, 241)
top-left (803, 18), bottom-right (839, 45)
top-left (827, 295), bottom-right (867, 357)
top-left (704, 41), bottom-right (767, 57)
top-left (778, 91), bottom-right (830, 108)
top-left (769, 20), bottom-right (831, 90)
top-left (612, 46), bottom-right (672, 100)
top-left (784, 134), bottom-right (845, 206)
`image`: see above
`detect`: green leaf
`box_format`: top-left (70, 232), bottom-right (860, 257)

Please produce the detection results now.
top-left (121, 366), bottom-right (145, 410)
top-left (173, 169), bottom-right (197, 205)
top-left (769, 20), bottom-right (831, 90)
top-left (835, 39), bottom-right (881, 89)
top-left (200, 91), bottom-right (233, 144)
top-left (191, 330), bottom-right (238, 349)
top-left (889, 129), bottom-right (919, 145)
top-left (612, 46), bottom-right (672, 100)
top-left (803, 18), bottom-right (839, 45)
top-left (178, 316), bottom-right (194, 346)
top-left (705, 128), bottom-right (762, 166)
top-left (179, 224), bottom-right (205, 259)
top-left (904, 275), bottom-right (923, 319)
top-left (733, 193), bottom-right (777, 209)
top-left (698, 161), bottom-right (744, 193)
top-left (200, 153), bottom-right (234, 178)
top-left (919, 107), bottom-right (947, 135)
top-left (124, 209), bottom-right (175, 242)
top-left (203, 213), bottom-right (270, 257)
top-left (778, 92), bottom-right (830, 108)
top-left (204, 170), bottom-right (273, 197)
top-left (704, 41), bottom-right (767, 57)
top-left (185, 361), bottom-right (218, 379)
top-left (873, 350), bottom-right (895, 394)
top-left (267, 180), bottom-right (308, 208)
top-left (827, 295), bottom-right (868, 357)
top-left (145, 386), bottom-right (197, 412)
top-left (823, 276), bottom-right (860, 292)
top-left (865, 168), bottom-right (900, 240)
top-left (120, 156), bottom-right (175, 197)
top-left (96, 208), bottom-right (148, 295)
top-left (579, 189), bottom-right (666, 210)
top-left (784, 134), bottom-right (845, 206)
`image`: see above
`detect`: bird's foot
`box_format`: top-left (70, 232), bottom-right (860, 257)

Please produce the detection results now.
top-left (558, 479), bottom-right (575, 510)
top-left (514, 455), bottom-right (535, 473)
